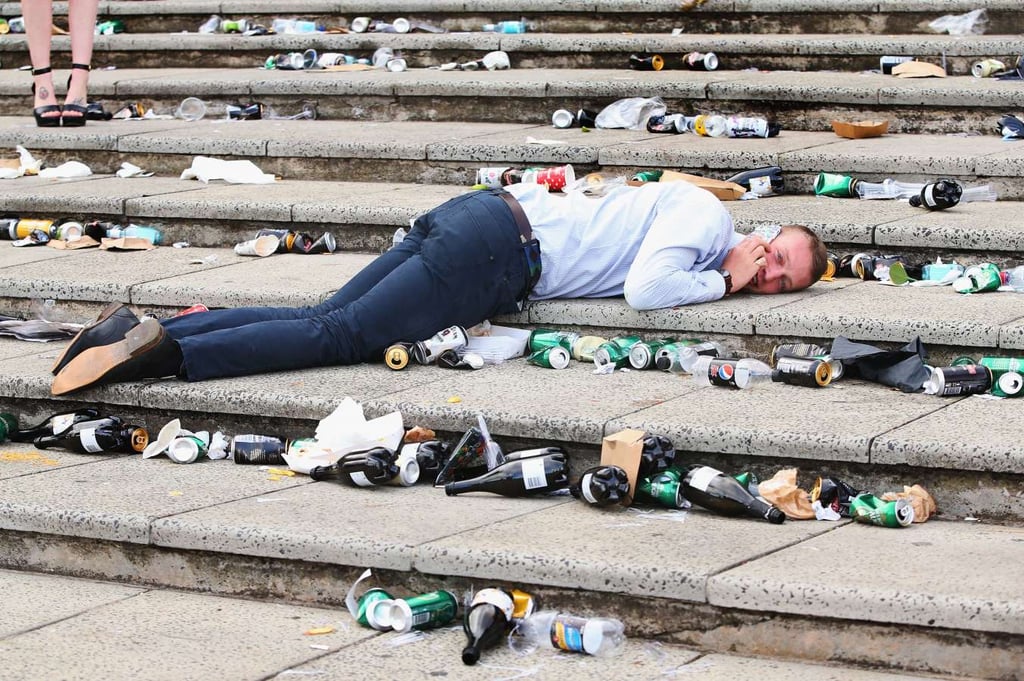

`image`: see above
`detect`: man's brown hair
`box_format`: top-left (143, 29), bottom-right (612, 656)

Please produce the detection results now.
top-left (782, 224), bottom-right (828, 285)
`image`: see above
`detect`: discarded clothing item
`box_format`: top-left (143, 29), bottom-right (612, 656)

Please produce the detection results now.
top-left (997, 114), bottom-right (1024, 140)
top-left (829, 336), bottom-right (930, 393)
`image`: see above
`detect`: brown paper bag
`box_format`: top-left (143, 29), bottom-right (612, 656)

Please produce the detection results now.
top-left (881, 484), bottom-right (936, 523)
top-left (100, 237), bottom-right (156, 251)
top-left (758, 468), bottom-right (815, 520)
top-left (599, 429), bottom-right (645, 506)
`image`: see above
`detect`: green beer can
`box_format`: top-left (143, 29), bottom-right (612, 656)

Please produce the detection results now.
top-left (527, 345), bottom-right (571, 369)
top-left (355, 587), bottom-right (394, 628)
top-left (637, 476), bottom-right (687, 509)
top-left (0, 412), bottom-right (17, 442)
top-left (529, 328), bottom-right (580, 354)
top-left (593, 335), bottom-right (643, 369)
top-left (388, 589), bottom-right (459, 633)
top-left (850, 493), bottom-right (914, 528)
top-left (979, 356), bottom-right (1024, 378)
top-left (628, 337), bottom-right (677, 370)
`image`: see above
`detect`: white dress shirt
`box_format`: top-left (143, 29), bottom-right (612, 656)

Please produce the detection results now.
top-left (506, 181), bottom-right (742, 309)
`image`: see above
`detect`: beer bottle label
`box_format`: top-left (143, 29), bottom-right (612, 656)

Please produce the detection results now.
top-left (521, 457), bottom-right (547, 490)
top-left (79, 428), bottom-right (103, 453)
top-left (349, 471), bottom-right (375, 487)
top-left (688, 465), bottom-right (721, 493)
top-left (550, 615), bottom-right (588, 652)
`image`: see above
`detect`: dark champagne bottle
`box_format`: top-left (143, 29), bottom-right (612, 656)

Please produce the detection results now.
top-left (9, 408), bottom-right (101, 442)
top-left (444, 453), bottom-right (568, 497)
top-left (503, 445), bottom-right (566, 462)
top-left (309, 447), bottom-right (400, 487)
top-left (570, 464), bottom-right (630, 507)
top-left (35, 422), bottom-right (148, 454)
top-left (638, 435), bottom-right (675, 479)
top-left (681, 464), bottom-right (786, 524)
top-left (462, 588), bottom-right (515, 666)
top-left (410, 440), bottom-right (451, 480)
top-left (724, 166), bottom-right (785, 195)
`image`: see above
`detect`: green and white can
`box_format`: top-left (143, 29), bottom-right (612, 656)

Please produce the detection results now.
top-left (527, 345), bottom-right (571, 369)
top-left (628, 337), bottom-right (677, 370)
top-left (593, 335), bottom-right (643, 369)
top-left (0, 412), bottom-right (17, 442)
top-left (356, 587), bottom-right (394, 629)
top-left (637, 476), bottom-right (687, 509)
top-left (850, 493), bottom-right (914, 528)
top-left (529, 328), bottom-right (580, 354)
top-left (388, 589), bottom-right (459, 633)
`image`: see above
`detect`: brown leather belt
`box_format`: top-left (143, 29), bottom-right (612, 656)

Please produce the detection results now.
top-left (496, 191), bottom-right (533, 244)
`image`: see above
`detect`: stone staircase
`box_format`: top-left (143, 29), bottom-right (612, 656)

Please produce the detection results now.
top-left (0, 2), bottom-right (1022, 679)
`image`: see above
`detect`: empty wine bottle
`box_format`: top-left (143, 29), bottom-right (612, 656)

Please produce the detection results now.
top-left (309, 447), bottom-right (400, 487)
top-left (444, 452), bottom-right (568, 497)
top-left (570, 464), bottom-right (630, 507)
top-left (908, 179), bottom-right (963, 211)
top-left (8, 408), bottom-right (100, 442)
top-left (503, 445), bottom-right (566, 462)
top-left (725, 166), bottom-right (784, 196)
top-left (638, 434), bottom-right (676, 479)
top-left (35, 421), bottom-right (148, 454)
top-left (681, 464), bottom-right (786, 523)
top-left (462, 588), bottom-right (516, 665)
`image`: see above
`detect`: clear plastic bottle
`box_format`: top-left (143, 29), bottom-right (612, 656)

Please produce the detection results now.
top-left (482, 19), bottom-right (527, 33)
top-left (516, 610), bottom-right (625, 656)
top-left (198, 15), bottom-right (221, 33)
top-left (695, 114), bottom-right (728, 137)
top-left (961, 184), bottom-right (998, 203)
top-left (855, 178), bottom-right (900, 200)
top-left (1003, 266), bottom-right (1024, 292)
top-left (691, 356), bottom-right (772, 389)
top-left (656, 341), bottom-right (721, 374)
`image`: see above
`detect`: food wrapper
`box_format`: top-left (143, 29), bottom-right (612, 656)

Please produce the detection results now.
top-left (404, 425), bottom-right (436, 443)
top-left (881, 484), bottom-right (936, 523)
top-left (757, 468), bottom-right (815, 520)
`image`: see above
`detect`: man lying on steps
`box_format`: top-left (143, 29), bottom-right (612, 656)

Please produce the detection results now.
top-left (50, 181), bottom-right (828, 395)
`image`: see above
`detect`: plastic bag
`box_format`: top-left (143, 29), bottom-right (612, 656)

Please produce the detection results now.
top-left (928, 8), bottom-right (987, 36)
top-left (595, 97), bottom-right (666, 130)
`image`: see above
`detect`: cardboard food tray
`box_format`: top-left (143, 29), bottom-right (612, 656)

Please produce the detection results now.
top-left (831, 119), bottom-right (889, 139)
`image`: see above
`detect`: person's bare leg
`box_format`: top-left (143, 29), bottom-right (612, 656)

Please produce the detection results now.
top-left (63, 0), bottom-right (99, 122)
top-left (21, 0), bottom-right (60, 122)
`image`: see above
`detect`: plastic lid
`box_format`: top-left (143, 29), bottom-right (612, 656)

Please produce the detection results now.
top-left (582, 620), bottom-right (605, 655)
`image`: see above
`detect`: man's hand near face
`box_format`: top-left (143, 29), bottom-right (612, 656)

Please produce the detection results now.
top-left (721, 234), bottom-right (768, 293)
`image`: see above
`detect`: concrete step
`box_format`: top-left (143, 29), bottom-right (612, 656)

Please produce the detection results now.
top-left (0, 554), bottom-right (1015, 680)
top-left (1, 118), bottom-right (1022, 197)
top-left (12, 0), bottom-right (1024, 35)
top-left (0, 176), bottom-right (1022, 262)
top-left (1, 31), bottom-right (1022, 73)
top-left (0, 241), bottom-right (1022, 518)
top-left (2, 67), bottom-right (1020, 135)
top-left (0, 440), bottom-right (1021, 679)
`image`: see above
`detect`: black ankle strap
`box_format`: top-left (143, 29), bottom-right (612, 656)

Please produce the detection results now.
top-left (71, 63), bottom-right (91, 71)
top-left (31, 66), bottom-right (52, 76)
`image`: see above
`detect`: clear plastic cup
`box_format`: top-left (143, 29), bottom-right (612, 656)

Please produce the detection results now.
top-left (175, 97), bottom-right (207, 121)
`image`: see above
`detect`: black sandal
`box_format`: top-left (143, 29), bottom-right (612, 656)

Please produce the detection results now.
top-left (31, 66), bottom-right (62, 127)
top-left (61, 63), bottom-right (91, 127)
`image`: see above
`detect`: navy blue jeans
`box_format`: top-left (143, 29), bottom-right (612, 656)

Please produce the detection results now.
top-left (161, 190), bottom-right (529, 381)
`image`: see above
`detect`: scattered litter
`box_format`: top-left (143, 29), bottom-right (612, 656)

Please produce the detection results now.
top-left (0, 451), bottom-right (59, 465)
top-left (115, 161), bottom-right (153, 178)
top-left (447, 396), bottom-right (462, 403)
top-left (180, 156), bottom-right (276, 184)
top-left (172, 242), bottom-right (191, 248)
top-left (303, 626), bottom-right (335, 636)
top-left (189, 255), bottom-right (221, 265)
top-left (39, 160), bottom-right (92, 179)
top-left (928, 8), bottom-right (988, 36)
top-left (256, 497), bottom-right (288, 503)
top-left (524, 136), bottom-right (568, 146)
top-left (308, 644), bottom-right (329, 651)
top-left (386, 631), bottom-right (427, 646)
top-left (168, 490), bottom-right (184, 497)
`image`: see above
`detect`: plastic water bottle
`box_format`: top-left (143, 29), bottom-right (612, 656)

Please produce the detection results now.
top-left (482, 19), bottom-right (527, 33)
top-left (106, 224), bottom-right (164, 246)
top-left (692, 356), bottom-right (772, 389)
top-left (198, 15), bottom-right (221, 33)
top-left (855, 179), bottom-right (901, 200)
top-left (516, 611), bottom-right (625, 656)
top-left (1003, 266), bottom-right (1024, 292)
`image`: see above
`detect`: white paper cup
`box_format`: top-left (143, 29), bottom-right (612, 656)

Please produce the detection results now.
top-left (234, 235), bottom-right (280, 257)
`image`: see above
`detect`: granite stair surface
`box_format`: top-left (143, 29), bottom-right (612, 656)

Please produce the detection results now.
top-left (0, 2), bottom-right (1022, 679)
top-left (1, 68), bottom-right (1021, 135)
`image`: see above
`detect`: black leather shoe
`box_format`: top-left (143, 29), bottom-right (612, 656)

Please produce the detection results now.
top-left (51, 302), bottom-right (141, 375)
top-left (51, 318), bottom-right (183, 396)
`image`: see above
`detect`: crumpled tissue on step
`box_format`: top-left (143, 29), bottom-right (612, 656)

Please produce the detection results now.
top-left (180, 155), bottom-right (276, 184)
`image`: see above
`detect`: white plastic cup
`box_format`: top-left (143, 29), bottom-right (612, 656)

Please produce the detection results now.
top-left (392, 17), bottom-right (411, 33)
top-left (234, 235), bottom-right (280, 257)
top-left (175, 97), bottom-right (207, 122)
top-left (350, 16), bottom-right (370, 33)
top-left (386, 58), bottom-right (407, 72)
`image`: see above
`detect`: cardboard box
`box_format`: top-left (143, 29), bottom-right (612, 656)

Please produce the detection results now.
top-left (599, 428), bottom-right (646, 505)
top-left (659, 171), bottom-right (747, 201)
top-left (831, 119), bottom-right (889, 139)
